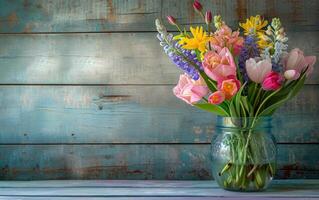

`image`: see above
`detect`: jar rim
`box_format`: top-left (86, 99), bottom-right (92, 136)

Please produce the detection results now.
top-left (217, 116), bottom-right (272, 120)
top-left (216, 116), bottom-right (272, 129)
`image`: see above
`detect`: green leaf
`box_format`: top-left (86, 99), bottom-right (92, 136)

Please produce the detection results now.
top-left (195, 49), bottom-right (202, 62)
top-left (194, 103), bottom-right (229, 116)
top-left (219, 101), bottom-right (230, 116)
top-left (241, 96), bottom-right (254, 117)
top-left (229, 100), bottom-right (238, 117)
top-left (200, 72), bottom-right (217, 91)
top-left (228, 83), bottom-right (247, 117)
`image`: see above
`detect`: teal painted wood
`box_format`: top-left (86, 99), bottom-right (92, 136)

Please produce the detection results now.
top-left (0, 85), bottom-right (318, 144)
top-left (0, 0), bottom-right (318, 33)
top-left (0, 144), bottom-right (318, 180)
top-left (0, 32), bottom-right (318, 84)
top-left (0, 0), bottom-right (318, 181)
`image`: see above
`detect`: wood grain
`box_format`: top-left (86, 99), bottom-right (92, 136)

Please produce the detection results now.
top-left (0, 32), bottom-right (318, 84)
top-left (0, 85), bottom-right (318, 144)
top-left (0, 144), bottom-right (318, 180)
top-left (0, 180), bottom-right (318, 199)
top-left (0, 180), bottom-right (318, 198)
top-left (0, 0), bottom-right (318, 33)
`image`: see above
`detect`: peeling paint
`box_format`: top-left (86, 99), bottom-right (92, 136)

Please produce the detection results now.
top-left (236, 0), bottom-right (247, 21)
top-left (7, 12), bottom-right (18, 27)
top-left (107, 0), bottom-right (116, 22)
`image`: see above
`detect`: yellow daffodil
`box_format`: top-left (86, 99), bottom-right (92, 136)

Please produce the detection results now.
top-left (240, 15), bottom-right (270, 49)
top-left (239, 15), bottom-right (268, 36)
top-left (178, 26), bottom-right (209, 53)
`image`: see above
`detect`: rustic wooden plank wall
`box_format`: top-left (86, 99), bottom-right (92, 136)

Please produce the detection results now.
top-left (0, 0), bottom-right (318, 180)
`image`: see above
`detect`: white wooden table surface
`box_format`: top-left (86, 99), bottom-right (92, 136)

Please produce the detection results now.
top-left (0, 180), bottom-right (318, 199)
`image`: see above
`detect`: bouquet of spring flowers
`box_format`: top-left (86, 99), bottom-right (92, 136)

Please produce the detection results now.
top-left (155, 0), bottom-right (316, 191)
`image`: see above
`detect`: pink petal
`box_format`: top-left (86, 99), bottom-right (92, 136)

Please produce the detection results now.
top-left (304, 56), bottom-right (317, 76)
top-left (191, 85), bottom-right (209, 98)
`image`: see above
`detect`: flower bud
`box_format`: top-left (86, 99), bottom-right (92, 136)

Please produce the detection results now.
top-left (281, 36), bottom-right (288, 42)
top-left (271, 18), bottom-right (281, 30)
top-left (276, 34), bottom-right (284, 41)
top-left (261, 34), bottom-right (272, 41)
top-left (284, 70), bottom-right (300, 80)
top-left (214, 15), bottom-right (223, 29)
top-left (166, 15), bottom-right (177, 25)
top-left (193, 0), bottom-right (203, 12)
top-left (266, 28), bottom-right (272, 35)
top-left (205, 11), bottom-right (212, 24)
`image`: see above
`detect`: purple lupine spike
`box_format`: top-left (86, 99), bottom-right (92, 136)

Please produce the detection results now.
top-left (156, 33), bottom-right (201, 80)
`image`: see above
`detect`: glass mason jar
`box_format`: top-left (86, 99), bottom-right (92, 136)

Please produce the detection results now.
top-left (211, 116), bottom-right (276, 191)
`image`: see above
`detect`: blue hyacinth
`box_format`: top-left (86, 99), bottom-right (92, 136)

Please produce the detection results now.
top-left (157, 33), bottom-right (201, 80)
top-left (238, 36), bottom-right (260, 82)
top-left (271, 41), bottom-right (287, 73)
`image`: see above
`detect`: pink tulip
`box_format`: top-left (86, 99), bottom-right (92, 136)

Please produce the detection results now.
top-left (282, 48), bottom-right (316, 78)
top-left (284, 69), bottom-right (300, 80)
top-left (245, 58), bottom-right (272, 83)
top-left (173, 74), bottom-right (209, 105)
top-left (203, 47), bottom-right (237, 82)
top-left (262, 72), bottom-right (283, 91)
top-left (218, 76), bottom-right (241, 99)
top-left (208, 91), bottom-right (225, 105)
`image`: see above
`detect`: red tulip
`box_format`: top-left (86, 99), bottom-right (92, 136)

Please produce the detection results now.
top-left (193, 0), bottom-right (203, 12)
top-left (205, 11), bottom-right (212, 24)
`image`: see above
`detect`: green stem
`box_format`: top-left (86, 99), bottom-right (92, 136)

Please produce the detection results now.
top-left (250, 83), bottom-right (258, 103)
top-left (175, 24), bottom-right (183, 33)
top-left (207, 24), bottom-right (211, 37)
top-left (239, 88), bottom-right (282, 179)
top-left (199, 11), bottom-right (205, 20)
top-left (253, 86), bottom-right (263, 111)
top-left (255, 87), bottom-right (282, 117)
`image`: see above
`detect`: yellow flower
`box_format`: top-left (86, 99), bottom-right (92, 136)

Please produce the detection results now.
top-left (240, 15), bottom-right (271, 50)
top-left (257, 32), bottom-right (273, 49)
top-left (239, 15), bottom-right (268, 36)
top-left (178, 26), bottom-right (209, 53)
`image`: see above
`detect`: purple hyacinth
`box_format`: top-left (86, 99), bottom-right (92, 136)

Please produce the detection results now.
top-left (157, 33), bottom-right (202, 80)
top-left (238, 36), bottom-right (260, 82)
